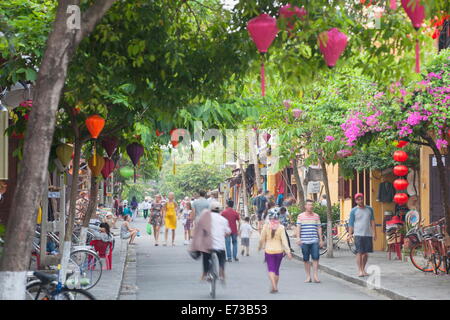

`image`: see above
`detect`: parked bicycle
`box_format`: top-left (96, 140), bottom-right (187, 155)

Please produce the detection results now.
top-left (319, 220), bottom-right (356, 256)
top-left (25, 270), bottom-right (96, 300)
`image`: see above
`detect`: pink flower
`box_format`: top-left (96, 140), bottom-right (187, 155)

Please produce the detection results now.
top-left (325, 136), bottom-right (335, 142)
top-left (436, 139), bottom-right (448, 150)
top-left (374, 92), bottom-right (385, 99)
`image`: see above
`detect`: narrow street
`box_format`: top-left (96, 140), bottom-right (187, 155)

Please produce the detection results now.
top-left (128, 216), bottom-right (387, 300)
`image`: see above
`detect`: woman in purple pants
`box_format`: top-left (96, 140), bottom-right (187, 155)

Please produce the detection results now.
top-left (258, 208), bottom-right (292, 293)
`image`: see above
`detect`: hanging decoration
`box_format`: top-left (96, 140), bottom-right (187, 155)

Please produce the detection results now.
top-left (88, 154), bottom-right (105, 177)
top-left (126, 142), bottom-right (144, 183)
top-left (390, 0), bottom-right (397, 10)
top-left (101, 158), bottom-right (115, 180)
top-left (262, 132), bottom-right (271, 143)
top-left (279, 4), bottom-right (307, 31)
top-left (393, 193), bottom-right (409, 205)
top-left (56, 143), bottom-right (74, 168)
top-left (393, 150), bottom-right (408, 162)
top-left (401, 0), bottom-right (425, 73)
top-left (85, 115), bottom-right (105, 167)
top-left (156, 129), bottom-right (164, 137)
top-left (394, 140), bottom-right (409, 148)
top-left (393, 178), bottom-right (409, 191)
top-left (119, 166), bottom-right (134, 179)
top-left (393, 165), bottom-right (409, 176)
top-left (247, 13), bottom-right (279, 96)
top-left (318, 28), bottom-right (348, 68)
top-left (101, 136), bottom-right (119, 158)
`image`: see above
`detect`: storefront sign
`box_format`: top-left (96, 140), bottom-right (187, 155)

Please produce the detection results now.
top-left (48, 191), bottom-right (60, 198)
top-left (307, 181), bottom-right (321, 193)
top-left (432, 156), bottom-right (446, 167)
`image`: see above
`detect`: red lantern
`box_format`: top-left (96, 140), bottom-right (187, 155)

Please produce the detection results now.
top-left (247, 14), bottom-right (279, 96)
top-left (401, 0), bottom-right (425, 73)
top-left (393, 150), bottom-right (408, 162)
top-left (393, 193), bottom-right (409, 205)
top-left (394, 140), bottom-right (409, 148)
top-left (393, 179), bottom-right (409, 191)
top-left (262, 132), bottom-right (271, 143)
top-left (85, 115), bottom-right (105, 166)
top-left (318, 28), bottom-right (348, 68)
top-left (171, 140), bottom-right (179, 148)
top-left (156, 129), bottom-right (164, 137)
top-left (393, 165), bottom-right (409, 176)
top-left (279, 4), bottom-right (307, 31)
top-left (101, 158), bottom-right (115, 180)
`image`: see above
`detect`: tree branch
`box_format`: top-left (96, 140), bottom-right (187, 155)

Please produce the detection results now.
top-left (78, 0), bottom-right (118, 43)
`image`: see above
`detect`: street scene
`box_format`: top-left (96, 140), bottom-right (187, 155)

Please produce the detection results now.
top-left (0, 0), bottom-right (449, 303)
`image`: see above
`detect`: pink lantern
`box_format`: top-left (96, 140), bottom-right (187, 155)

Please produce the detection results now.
top-left (279, 4), bottom-right (307, 31)
top-left (390, 0), bottom-right (397, 10)
top-left (292, 108), bottom-right (302, 119)
top-left (318, 28), bottom-right (348, 68)
top-left (247, 14), bottom-right (279, 96)
top-left (401, 0), bottom-right (425, 73)
top-left (262, 132), bottom-right (271, 143)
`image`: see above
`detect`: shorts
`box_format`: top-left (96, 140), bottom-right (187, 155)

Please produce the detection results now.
top-left (301, 242), bottom-right (320, 262)
top-left (241, 238), bottom-right (250, 246)
top-left (257, 210), bottom-right (266, 221)
top-left (264, 253), bottom-right (284, 276)
top-left (184, 219), bottom-right (191, 231)
top-left (354, 236), bottom-right (373, 253)
top-left (121, 232), bottom-right (131, 240)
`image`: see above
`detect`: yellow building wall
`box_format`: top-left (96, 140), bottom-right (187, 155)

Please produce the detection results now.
top-left (420, 146), bottom-right (433, 226)
top-left (267, 172), bottom-right (277, 197)
top-left (325, 164), bottom-right (339, 205)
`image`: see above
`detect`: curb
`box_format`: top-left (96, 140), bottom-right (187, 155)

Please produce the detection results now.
top-left (114, 239), bottom-right (129, 300)
top-left (291, 252), bottom-right (412, 300)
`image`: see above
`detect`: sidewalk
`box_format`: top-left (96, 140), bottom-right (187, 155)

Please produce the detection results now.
top-left (89, 221), bottom-right (128, 300)
top-left (292, 246), bottom-right (450, 300)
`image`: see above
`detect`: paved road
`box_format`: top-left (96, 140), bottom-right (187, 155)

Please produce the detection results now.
top-left (129, 216), bottom-right (386, 300)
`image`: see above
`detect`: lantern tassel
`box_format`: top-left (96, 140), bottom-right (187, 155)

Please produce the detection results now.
top-left (415, 38), bottom-right (420, 74)
top-left (390, 0), bottom-right (396, 10)
top-left (93, 142), bottom-right (96, 166)
top-left (261, 62), bottom-right (265, 97)
top-left (134, 166), bottom-right (136, 183)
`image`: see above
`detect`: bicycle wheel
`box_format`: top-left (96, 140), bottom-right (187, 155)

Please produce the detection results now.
top-left (410, 242), bottom-right (438, 272)
top-left (60, 288), bottom-right (96, 300)
top-left (347, 236), bottom-right (357, 255)
top-left (250, 214), bottom-right (259, 231)
top-left (25, 280), bottom-right (50, 300)
top-left (319, 234), bottom-right (327, 256)
top-left (69, 249), bottom-right (102, 290)
top-left (209, 253), bottom-right (218, 299)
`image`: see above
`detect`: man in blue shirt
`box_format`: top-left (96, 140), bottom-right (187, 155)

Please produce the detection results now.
top-left (348, 193), bottom-right (377, 277)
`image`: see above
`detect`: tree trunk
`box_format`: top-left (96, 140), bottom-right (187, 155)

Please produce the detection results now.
top-left (292, 157), bottom-right (306, 212)
top-left (79, 175), bottom-right (99, 245)
top-left (253, 131), bottom-right (262, 192)
top-left (0, 0), bottom-right (117, 299)
top-left (423, 135), bottom-right (450, 234)
top-left (239, 161), bottom-right (249, 217)
top-left (319, 156), bottom-right (334, 258)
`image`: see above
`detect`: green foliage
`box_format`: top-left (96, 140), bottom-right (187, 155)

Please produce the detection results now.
top-left (157, 163), bottom-right (230, 200)
top-left (0, 223), bottom-right (5, 238)
top-left (312, 202), bottom-right (341, 224)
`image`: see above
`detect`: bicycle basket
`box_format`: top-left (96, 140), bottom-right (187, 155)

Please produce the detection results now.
top-left (405, 230), bottom-right (420, 245)
top-left (423, 225), bottom-right (439, 237)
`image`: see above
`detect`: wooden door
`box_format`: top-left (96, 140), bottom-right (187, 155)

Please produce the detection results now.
top-left (430, 155), bottom-right (450, 222)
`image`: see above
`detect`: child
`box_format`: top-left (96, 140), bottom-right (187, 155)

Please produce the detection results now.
top-left (239, 217), bottom-right (252, 256)
top-left (182, 201), bottom-right (193, 245)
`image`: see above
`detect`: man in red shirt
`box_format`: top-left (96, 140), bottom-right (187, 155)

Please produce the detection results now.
top-left (222, 200), bottom-right (240, 262)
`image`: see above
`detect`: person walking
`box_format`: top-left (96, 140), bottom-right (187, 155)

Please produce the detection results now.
top-left (190, 201), bottom-right (231, 282)
top-left (130, 196), bottom-right (139, 221)
top-left (239, 217), bottom-right (252, 256)
top-left (192, 190), bottom-right (210, 225)
top-left (142, 198), bottom-right (151, 220)
top-left (221, 200), bottom-right (240, 262)
top-left (259, 208), bottom-right (292, 293)
top-left (113, 195), bottom-right (120, 217)
top-left (163, 192), bottom-right (178, 246)
top-left (348, 193), bottom-right (377, 277)
top-left (296, 199), bottom-right (324, 283)
top-left (182, 201), bottom-right (193, 245)
top-left (252, 189), bottom-right (268, 234)
top-left (150, 195), bottom-right (164, 246)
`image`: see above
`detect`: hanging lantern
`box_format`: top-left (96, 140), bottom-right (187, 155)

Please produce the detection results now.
top-left (119, 166), bottom-right (134, 178)
top-left (393, 150), bottom-right (408, 162)
top-left (88, 154), bottom-right (105, 177)
top-left (126, 142), bottom-right (144, 183)
top-left (262, 132), bottom-right (271, 143)
top-left (393, 165), bottom-right (409, 176)
top-left (85, 115), bottom-right (105, 166)
top-left (101, 158), bottom-right (115, 180)
top-left (279, 4), bottom-right (307, 31)
top-left (247, 13), bottom-right (279, 96)
top-left (56, 143), bottom-right (74, 168)
top-left (318, 28), bottom-right (348, 68)
top-left (393, 193), bottom-right (409, 205)
top-left (393, 178), bottom-right (409, 191)
top-left (401, 0), bottom-right (425, 73)
top-left (101, 136), bottom-right (119, 158)
top-left (394, 140), bottom-right (409, 148)
top-left (156, 129), bottom-right (164, 137)
top-left (171, 140), bottom-right (179, 148)
top-left (292, 108), bottom-right (302, 119)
